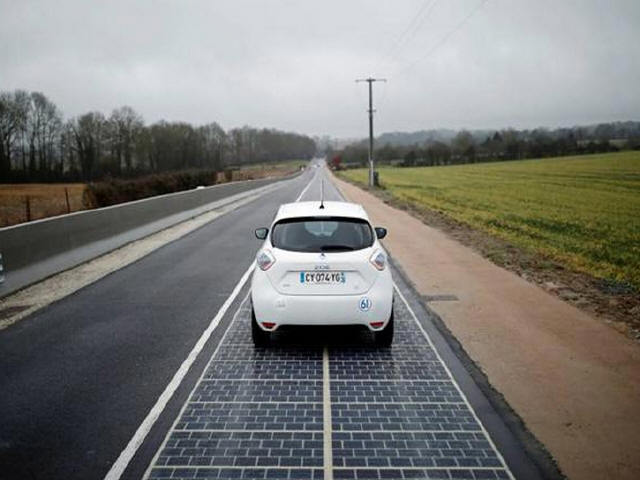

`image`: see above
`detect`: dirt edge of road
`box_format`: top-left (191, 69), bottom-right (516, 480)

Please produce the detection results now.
top-left (336, 174), bottom-right (640, 342)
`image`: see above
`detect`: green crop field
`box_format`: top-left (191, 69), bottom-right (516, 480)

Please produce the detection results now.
top-left (339, 151), bottom-right (640, 289)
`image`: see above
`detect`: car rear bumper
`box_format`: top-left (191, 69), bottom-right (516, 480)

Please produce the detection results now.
top-left (251, 272), bottom-right (393, 331)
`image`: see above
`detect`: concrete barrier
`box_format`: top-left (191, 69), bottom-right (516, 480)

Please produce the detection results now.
top-left (0, 174), bottom-right (299, 298)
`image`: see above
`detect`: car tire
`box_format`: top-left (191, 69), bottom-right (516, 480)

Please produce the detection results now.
top-left (251, 308), bottom-right (270, 347)
top-left (373, 309), bottom-right (394, 347)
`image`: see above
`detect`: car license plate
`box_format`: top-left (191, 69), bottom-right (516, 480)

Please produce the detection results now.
top-left (299, 271), bottom-right (346, 284)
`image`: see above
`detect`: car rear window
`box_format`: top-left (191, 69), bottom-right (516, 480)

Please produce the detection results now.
top-left (271, 216), bottom-right (374, 252)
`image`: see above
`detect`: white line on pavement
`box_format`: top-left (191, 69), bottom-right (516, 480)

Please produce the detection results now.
top-left (103, 264), bottom-right (255, 480)
top-left (295, 169), bottom-right (316, 201)
top-left (322, 346), bottom-right (334, 480)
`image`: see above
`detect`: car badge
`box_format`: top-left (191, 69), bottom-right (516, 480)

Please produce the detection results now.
top-left (319, 253), bottom-right (326, 260)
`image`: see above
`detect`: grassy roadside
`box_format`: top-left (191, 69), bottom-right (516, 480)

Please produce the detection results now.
top-left (337, 152), bottom-right (640, 336)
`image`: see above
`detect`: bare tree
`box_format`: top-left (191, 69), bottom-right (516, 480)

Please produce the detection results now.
top-left (198, 122), bottom-right (226, 171)
top-left (70, 112), bottom-right (106, 180)
top-left (0, 90), bottom-right (30, 176)
top-left (109, 106), bottom-right (144, 173)
top-left (23, 92), bottom-right (63, 176)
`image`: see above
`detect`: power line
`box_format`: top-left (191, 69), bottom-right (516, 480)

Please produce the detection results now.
top-left (391, 0), bottom-right (440, 64)
top-left (375, 0), bottom-right (439, 73)
top-left (372, 1), bottom-right (440, 124)
top-left (400, 0), bottom-right (489, 74)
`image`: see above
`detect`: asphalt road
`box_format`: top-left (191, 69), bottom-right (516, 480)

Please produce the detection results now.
top-left (0, 162), bottom-right (546, 480)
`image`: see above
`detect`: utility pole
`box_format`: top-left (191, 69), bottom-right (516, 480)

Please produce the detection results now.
top-left (356, 77), bottom-right (386, 187)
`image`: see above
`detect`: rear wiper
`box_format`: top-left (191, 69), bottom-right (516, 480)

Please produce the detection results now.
top-left (320, 245), bottom-right (355, 251)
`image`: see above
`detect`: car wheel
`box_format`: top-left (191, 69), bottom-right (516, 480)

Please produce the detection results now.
top-left (373, 309), bottom-right (394, 347)
top-left (251, 308), bottom-right (270, 347)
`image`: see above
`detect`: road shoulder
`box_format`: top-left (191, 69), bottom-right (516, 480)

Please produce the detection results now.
top-left (332, 173), bottom-right (640, 480)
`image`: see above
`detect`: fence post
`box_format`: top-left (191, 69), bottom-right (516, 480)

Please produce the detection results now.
top-left (65, 187), bottom-right (71, 213)
top-left (25, 195), bottom-right (31, 222)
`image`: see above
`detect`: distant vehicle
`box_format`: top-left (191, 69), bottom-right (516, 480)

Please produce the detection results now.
top-left (251, 201), bottom-right (393, 346)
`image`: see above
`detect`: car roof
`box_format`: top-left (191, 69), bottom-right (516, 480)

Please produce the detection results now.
top-left (274, 201), bottom-right (370, 222)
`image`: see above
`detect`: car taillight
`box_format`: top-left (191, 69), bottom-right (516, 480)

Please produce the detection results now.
top-left (370, 250), bottom-right (386, 271)
top-left (262, 322), bottom-right (276, 329)
top-left (256, 249), bottom-right (276, 271)
top-left (370, 321), bottom-right (384, 328)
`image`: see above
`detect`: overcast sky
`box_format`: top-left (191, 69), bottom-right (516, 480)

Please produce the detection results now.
top-left (2, 0), bottom-right (639, 138)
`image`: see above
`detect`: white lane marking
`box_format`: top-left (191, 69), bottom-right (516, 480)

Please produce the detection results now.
top-left (295, 169), bottom-right (317, 201)
top-left (393, 283), bottom-right (516, 480)
top-left (103, 265), bottom-right (254, 480)
top-left (142, 291), bottom-right (252, 479)
top-left (322, 346), bottom-right (334, 480)
top-left (328, 171), bottom-right (349, 202)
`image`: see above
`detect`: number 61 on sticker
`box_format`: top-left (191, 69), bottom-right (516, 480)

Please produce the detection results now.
top-left (359, 297), bottom-right (372, 312)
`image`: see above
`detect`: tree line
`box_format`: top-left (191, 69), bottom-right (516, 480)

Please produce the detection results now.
top-left (334, 122), bottom-right (640, 168)
top-left (0, 90), bottom-right (316, 182)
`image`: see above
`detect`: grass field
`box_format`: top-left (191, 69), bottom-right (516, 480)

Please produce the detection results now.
top-left (339, 152), bottom-right (640, 289)
top-left (0, 183), bottom-right (87, 227)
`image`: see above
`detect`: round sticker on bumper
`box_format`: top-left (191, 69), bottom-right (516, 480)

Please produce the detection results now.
top-left (359, 297), bottom-right (372, 312)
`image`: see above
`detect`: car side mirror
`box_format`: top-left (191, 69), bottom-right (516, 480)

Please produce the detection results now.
top-left (255, 228), bottom-right (269, 240)
top-left (375, 227), bottom-right (387, 239)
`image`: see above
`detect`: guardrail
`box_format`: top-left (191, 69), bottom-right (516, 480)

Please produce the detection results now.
top-left (0, 173), bottom-right (299, 298)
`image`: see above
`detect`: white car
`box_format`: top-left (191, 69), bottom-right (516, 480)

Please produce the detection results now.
top-left (251, 200), bottom-right (394, 346)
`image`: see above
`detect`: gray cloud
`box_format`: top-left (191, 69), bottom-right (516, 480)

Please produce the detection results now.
top-left (2, 0), bottom-right (639, 137)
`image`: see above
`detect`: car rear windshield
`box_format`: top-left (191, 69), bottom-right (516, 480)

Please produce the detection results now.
top-left (271, 216), bottom-right (374, 252)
